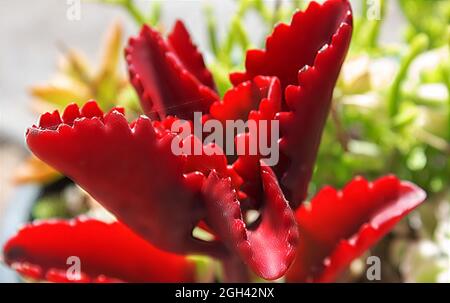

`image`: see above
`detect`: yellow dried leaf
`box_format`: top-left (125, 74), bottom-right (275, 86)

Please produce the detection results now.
top-left (30, 83), bottom-right (90, 106)
top-left (58, 49), bottom-right (93, 85)
top-left (13, 155), bottom-right (61, 184)
top-left (96, 20), bottom-right (123, 82)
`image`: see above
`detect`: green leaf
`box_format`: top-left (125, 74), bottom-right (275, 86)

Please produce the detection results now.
top-left (32, 195), bottom-right (71, 219)
top-left (388, 34), bottom-right (428, 118)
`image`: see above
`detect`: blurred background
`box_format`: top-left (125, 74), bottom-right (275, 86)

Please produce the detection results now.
top-left (0, 0), bottom-right (449, 282)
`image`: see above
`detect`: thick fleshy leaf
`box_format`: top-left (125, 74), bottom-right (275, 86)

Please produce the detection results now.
top-left (168, 20), bottom-right (216, 91)
top-left (201, 164), bottom-right (298, 280)
top-left (3, 219), bottom-right (196, 282)
top-left (286, 175), bottom-right (426, 282)
top-left (26, 101), bottom-right (224, 257)
top-left (230, 0), bottom-right (352, 96)
top-left (125, 23), bottom-right (218, 120)
top-left (182, 135), bottom-right (243, 190)
top-left (276, 8), bottom-right (352, 208)
top-left (210, 76), bottom-right (280, 122)
top-left (227, 76), bottom-right (282, 207)
top-left (229, 0), bottom-right (353, 208)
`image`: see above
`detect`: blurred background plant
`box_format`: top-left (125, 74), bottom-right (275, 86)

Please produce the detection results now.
top-left (5, 0), bottom-right (450, 282)
top-left (313, 0), bottom-right (450, 282)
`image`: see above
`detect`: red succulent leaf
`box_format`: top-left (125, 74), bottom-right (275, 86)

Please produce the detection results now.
top-left (168, 20), bottom-right (217, 91)
top-left (229, 0), bottom-right (353, 208)
top-left (150, 115), bottom-right (180, 138)
top-left (230, 0), bottom-right (352, 98)
top-left (286, 175), bottom-right (426, 282)
top-left (210, 76), bottom-right (280, 122)
top-left (26, 101), bottom-right (224, 257)
top-left (226, 76), bottom-right (281, 207)
top-left (3, 218), bottom-right (196, 282)
top-left (182, 135), bottom-right (243, 190)
top-left (276, 8), bottom-right (352, 208)
top-left (233, 77), bottom-right (281, 208)
top-left (201, 164), bottom-right (298, 280)
top-left (125, 23), bottom-right (219, 120)
top-left (15, 0), bottom-right (426, 285)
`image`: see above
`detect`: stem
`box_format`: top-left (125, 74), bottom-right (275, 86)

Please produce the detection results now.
top-left (441, 59), bottom-right (450, 142)
top-left (232, 17), bottom-right (251, 51)
top-left (361, 0), bottom-right (368, 14)
top-left (253, 0), bottom-right (272, 24)
top-left (367, 0), bottom-right (386, 49)
top-left (415, 128), bottom-right (450, 155)
top-left (292, 0), bottom-right (303, 10)
top-left (388, 34), bottom-right (428, 118)
top-left (221, 255), bottom-right (251, 283)
top-left (122, 0), bottom-right (146, 25)
top-left (148, 1), bottom-right (162, 27)
top-left (271, 0), bottom-right (282, 27)
top-left (204, 5), bottom-right (219, 56)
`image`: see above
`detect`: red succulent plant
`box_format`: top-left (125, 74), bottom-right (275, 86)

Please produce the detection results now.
top-left (2, 0), bottom-right (426, 283)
